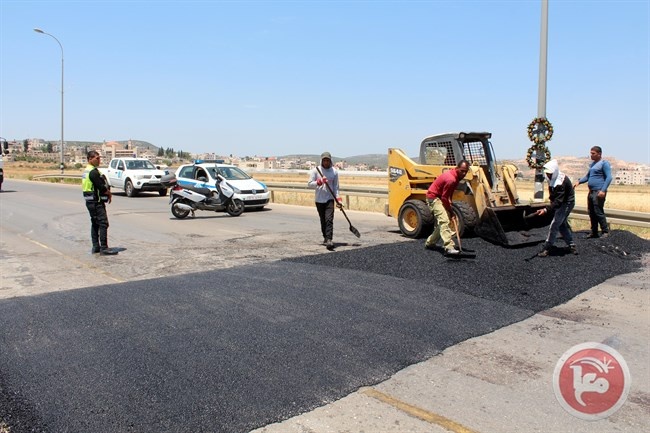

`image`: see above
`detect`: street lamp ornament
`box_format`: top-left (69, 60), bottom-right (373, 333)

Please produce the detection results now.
top-left (526, 117), bottom-right (553, 169)
top-left (34, 28), bottom-right (65, 174)
top-left (527, 117), bottom-right (554, 144)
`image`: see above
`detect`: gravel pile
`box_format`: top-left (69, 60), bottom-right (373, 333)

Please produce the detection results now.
top-left (287, 230), bottom-right (650, 312)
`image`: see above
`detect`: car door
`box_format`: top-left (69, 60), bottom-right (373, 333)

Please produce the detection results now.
top-left (107, 159), bottom-right (125, 188)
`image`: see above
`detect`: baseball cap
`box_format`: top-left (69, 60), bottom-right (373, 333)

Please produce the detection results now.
top-left (320, 151), bottom-right (332, 160)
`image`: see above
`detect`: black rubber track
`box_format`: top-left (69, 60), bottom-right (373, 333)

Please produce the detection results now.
top-left (0, 230), bottom-right (647, 433)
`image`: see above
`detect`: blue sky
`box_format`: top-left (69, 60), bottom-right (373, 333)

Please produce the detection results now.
top-left (1, 0), bottom-right (648, 163)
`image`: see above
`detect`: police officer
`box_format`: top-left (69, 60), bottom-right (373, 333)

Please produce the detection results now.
top-left (82, 150), bottom-right (117, 255)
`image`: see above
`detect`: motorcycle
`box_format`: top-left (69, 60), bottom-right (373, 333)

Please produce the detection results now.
top-left (161, 173), bottom-right (245, 219)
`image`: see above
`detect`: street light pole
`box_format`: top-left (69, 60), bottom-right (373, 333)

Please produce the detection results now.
top-left (34, 28), bottom-right (65, 174)
top-left (534, 0), bottom-right (549, 202)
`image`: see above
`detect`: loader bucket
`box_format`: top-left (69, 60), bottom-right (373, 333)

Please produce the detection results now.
top-left (474, 204), bottom-right (553, 247)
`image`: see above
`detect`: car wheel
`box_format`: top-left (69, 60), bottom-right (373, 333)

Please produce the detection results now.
top-left (158, 188), bottom-right (168, 197)
top-left (125, 180), bottom-right (138, 197)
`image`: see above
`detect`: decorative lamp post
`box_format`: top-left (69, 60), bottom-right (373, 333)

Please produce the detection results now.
top-left (34, 28), bottom-right (65, 174)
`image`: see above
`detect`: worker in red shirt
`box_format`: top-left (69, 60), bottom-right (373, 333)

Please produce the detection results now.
top-left (424, 160), bottom-right (470, 255)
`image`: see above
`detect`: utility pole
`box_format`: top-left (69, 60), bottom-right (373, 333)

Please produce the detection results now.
top-left (526, 0), bottom-right (552, 202)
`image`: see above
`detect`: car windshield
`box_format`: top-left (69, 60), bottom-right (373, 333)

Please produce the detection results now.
top-left (126, 160), bottom-right (157, 170)
top-left (213, 167), bottom-right (251, 180)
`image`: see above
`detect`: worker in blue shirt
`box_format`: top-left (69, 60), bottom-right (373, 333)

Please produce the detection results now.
top-left (573, 146), bottom-right (612, 238)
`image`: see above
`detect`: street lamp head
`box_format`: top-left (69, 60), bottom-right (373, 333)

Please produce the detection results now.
top-left (33, 27), bottom-right (65, 174)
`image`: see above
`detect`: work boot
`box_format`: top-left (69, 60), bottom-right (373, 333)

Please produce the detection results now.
top-left (322, 237), bottom-right (328, 245)
top-left (91, 246), bottom-right (101, 254)
top-left (601, 232), bottom-right (610, 238)
top-left (100, 247), bottom-right (118, 256)
top-left (537, 249), bottom-right (550, 257)
top-left (326, 239), bottom-right (334, 250)
top-left (424, 241), bottom-right (436, 250)
top-left (445, 247), bottom-right (460, 255)
top-left (586, 233), bottom-right (599, 239)
top-left (569, 244), bottom-right (578, 255)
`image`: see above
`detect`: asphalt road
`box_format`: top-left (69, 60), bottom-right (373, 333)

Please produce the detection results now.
top-left (0, 179), bottom-right (648, 433)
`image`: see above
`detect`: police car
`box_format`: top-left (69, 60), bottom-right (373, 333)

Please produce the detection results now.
top-left (174, 160), bottom-right (270, 210)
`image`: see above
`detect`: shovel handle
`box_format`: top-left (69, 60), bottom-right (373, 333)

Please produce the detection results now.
top-left (451, 215), bottom-right (462, 250)
top-left (315, 167), bottom-right (339, 203)
top-left (315, 166), bottom-right (361, 238)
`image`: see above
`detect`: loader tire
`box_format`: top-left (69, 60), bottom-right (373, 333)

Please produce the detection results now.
top-left (398, 199), bottom-right (435, 238)
top-left (451, 201), bottom-right (478, 237)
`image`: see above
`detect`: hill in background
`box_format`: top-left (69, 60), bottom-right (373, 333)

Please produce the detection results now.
top-left (281, 153), bottom-right (644, 182)
top-left (64, 140), bottom-right (158, 153)
top-left (279, 153), bottom-right (389, 168)
top-left (47, 140), bottom-right (645, 179)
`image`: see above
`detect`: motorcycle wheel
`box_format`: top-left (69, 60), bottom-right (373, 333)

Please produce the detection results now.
top-left (171, 200), bottom-right (192, 219)
top-left (226, 198), bottom-right (245, 216)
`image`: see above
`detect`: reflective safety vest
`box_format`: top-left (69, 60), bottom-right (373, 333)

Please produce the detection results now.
top-left (82, 164), bottom-right (100, 201)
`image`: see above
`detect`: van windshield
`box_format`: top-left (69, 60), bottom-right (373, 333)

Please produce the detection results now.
top-left (126, 160), bottom-right (157, 170)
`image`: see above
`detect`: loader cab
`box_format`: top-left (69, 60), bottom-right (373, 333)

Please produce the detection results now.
top-left (419, 132), bottom-right (498, 189)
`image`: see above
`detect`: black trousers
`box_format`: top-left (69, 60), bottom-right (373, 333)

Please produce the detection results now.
top-left (587, 190), bottom-right (609, 234)
top-left (316, 200), bottom-right (335, 241)
top-left (85, 200), bottom-right (110, 248)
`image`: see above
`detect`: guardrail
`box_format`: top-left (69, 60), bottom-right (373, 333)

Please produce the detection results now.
top-left (265, 182), bottom-right (650, 229)
top-left (30, 175), bottom-right (650, 228)
top-left (33, 174), bottom-right (84, 181)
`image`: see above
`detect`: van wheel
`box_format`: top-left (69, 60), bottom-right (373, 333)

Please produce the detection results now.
top-left (125, 180), bottom-right (138, 197)
top-left (398, 199), bottom-right (434, 238)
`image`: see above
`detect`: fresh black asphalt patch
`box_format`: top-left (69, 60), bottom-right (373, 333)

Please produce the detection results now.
top-left (0, 230), bottom-right (647, 432)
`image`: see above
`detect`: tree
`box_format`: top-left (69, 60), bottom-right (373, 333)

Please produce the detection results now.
top-left (23, 139), bottom-right (29, 152)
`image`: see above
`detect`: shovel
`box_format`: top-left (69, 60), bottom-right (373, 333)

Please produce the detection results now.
top-left (451, 216), bottom-right (476, 259)
top-left (315, 166), bottom-right (361, 238)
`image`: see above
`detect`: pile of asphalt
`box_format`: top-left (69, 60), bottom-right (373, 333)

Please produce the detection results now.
top-left (288, 229), bottom-right (650, 312)
top-left (0, 230), bottom-right (646, 433)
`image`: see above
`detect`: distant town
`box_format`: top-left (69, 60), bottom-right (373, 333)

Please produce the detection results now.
top-left (1, 137), bottom-right (649, 185)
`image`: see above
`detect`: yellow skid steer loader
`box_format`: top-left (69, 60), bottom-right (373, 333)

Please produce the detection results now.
top-left (387, 132), bottom-right (552, 246)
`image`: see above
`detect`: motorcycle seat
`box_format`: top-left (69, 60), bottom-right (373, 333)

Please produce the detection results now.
top-left (183, 184), bottom-right (213, 196)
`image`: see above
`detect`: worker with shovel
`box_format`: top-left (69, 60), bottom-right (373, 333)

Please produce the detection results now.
top-left (535, 159), bottom-right (578, 257)
top-left (424, 160), bottom-right (470, 256)
top-left (308, 152), bottom-right (343, 249)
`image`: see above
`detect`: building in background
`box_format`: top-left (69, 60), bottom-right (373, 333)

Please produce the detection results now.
top-left (614, 166), bottom-right (650, 185)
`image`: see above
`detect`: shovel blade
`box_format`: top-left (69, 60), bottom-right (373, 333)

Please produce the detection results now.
top-left (349, 225), bottom-right (361, 238)
top-left (447, 251), bottom-right (477, 259)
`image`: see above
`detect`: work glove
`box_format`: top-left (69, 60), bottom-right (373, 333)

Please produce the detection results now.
top-left (316, 177), bottom-right (328, 186)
